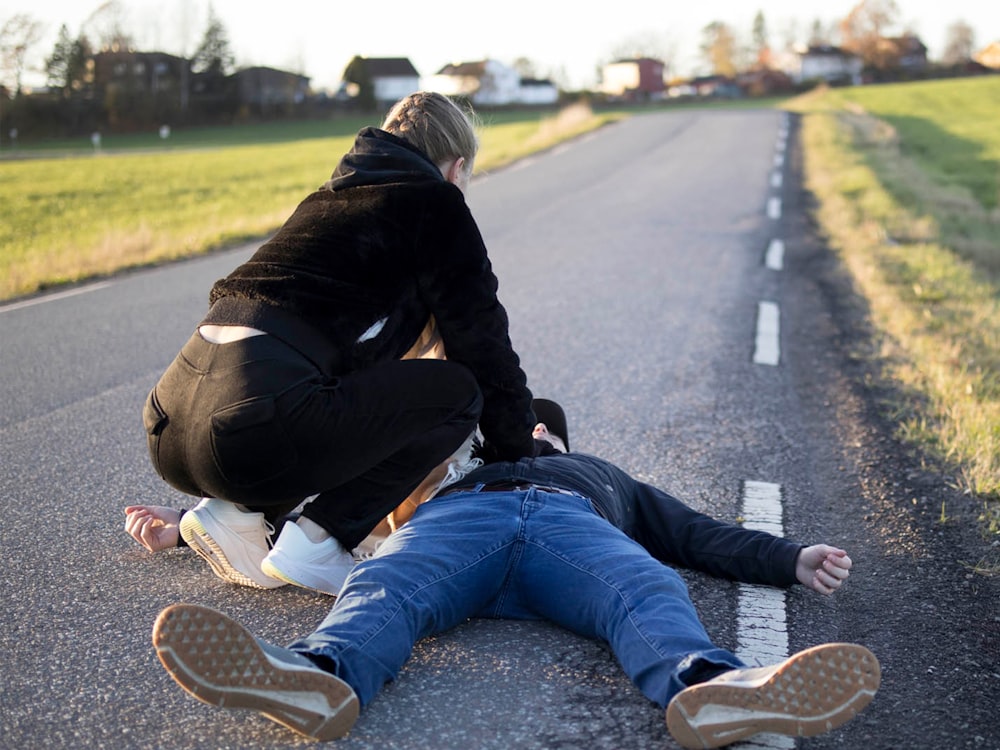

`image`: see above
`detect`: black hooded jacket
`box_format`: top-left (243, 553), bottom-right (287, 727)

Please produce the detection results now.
top-left (203, 127), bottom-right (536, 461)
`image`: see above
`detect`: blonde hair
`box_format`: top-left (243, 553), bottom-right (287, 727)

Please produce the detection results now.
top-left (381, 91), bottom-right (479, 170)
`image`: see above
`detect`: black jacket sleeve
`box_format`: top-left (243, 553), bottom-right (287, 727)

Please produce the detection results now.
top-left (629, 480), bottom-right (802, 587)
top-left (413, 184), bottom-right (536, 461)
top-left (535, 454), bottom-right (803, 588)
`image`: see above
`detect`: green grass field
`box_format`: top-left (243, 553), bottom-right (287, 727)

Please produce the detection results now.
top-left (0, 105), bottom-right (618, 301)
top-left (827, 76), bottom-right (1000, 211)
top-left (821, 76), bottom-right (1000, 277)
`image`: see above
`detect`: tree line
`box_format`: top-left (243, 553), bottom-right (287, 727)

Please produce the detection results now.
top-left (1, 0), bottom-right (992, 145)
top-left (0, 3), bottom-right (280, 144)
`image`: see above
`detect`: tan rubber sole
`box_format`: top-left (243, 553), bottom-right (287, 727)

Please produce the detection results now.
top-left (153, 603), bottom-right (358, 741)
top-left (666, 642), bottom-right (881, 749)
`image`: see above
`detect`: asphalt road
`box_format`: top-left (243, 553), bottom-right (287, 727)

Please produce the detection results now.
top-left (1, 109), bottom-right (997, 750)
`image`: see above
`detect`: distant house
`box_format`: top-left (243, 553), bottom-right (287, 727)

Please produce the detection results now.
top-left (881, 34), bottom-right (928, 72)
top-left (234, 66), bottom-right (310, 113)
top-left (92, 50), bottom-right (190, 99)
top-left (350, 57), bottom-right (421, 108)
top-left (736, 68), bottom-right (794, 97)
top-left (599, 57), bottom-right (666, 101)
top-left (517, 77), bottom-right (559, 105)
top-left (427, 60), bottom-right (521, 106)
top-left (787, 45), bottom-right (863, 85)
top-left (974, 40), bottom-right (1000, 70)
top-left (688, 74), bottom-right (742, 98)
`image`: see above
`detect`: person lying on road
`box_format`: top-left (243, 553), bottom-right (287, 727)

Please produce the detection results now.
top-left (150, 408), bottom-right (879, 749)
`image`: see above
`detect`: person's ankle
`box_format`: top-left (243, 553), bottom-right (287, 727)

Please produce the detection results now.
top-left (296, 516), bottom-right (332, 543)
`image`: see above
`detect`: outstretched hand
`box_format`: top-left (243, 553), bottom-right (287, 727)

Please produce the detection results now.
top-left (796, 544), bottom-right (852, 595)
top-left (124, 505), bottom-right (181, 552)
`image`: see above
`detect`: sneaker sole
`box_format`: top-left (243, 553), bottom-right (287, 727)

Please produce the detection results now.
top-left (666, 643), bottom-right (880, 749)
top-left (152, 603), bottom-right (358, 741)
top-left (179, 513), bottom-right (284, 590)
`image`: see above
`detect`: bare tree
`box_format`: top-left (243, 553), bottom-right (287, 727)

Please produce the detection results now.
top-left (512, 56), bottom-right (537, 79)
top-left (608, 31), bottom-right (676, 71)
top-left (548, 63), bottom-right (571, 91)
top-left (808, 18), bottom-right (834, 47)
top-left (700, 21), bottom-right (738, 77)
top-left (776, 19), bottom-right (800, 53)
top-left (941, 20), bottom-right (975, 66)
top-left (84, 0), bottom-right (135, 52)
top-left (839, 0), bottom-right (900, 68)
top-left (174, 0), bottom-right (198, 56)
top-left (1, 14), bottom-right (44, 94)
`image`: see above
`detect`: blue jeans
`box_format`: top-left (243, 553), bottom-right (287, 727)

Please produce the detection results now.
top-left (289, 487), bottom-right (745, 708)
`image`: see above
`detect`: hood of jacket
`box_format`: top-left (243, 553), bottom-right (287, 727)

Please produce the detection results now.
top-left (325, 127), bottom-right (445, 191)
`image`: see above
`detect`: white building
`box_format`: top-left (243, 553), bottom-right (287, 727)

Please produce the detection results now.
top-left (780, 45), bottom-right (863, 85)
top-left (427, 59), bottom-right (557, 106)
top-left (353, 57), bottom-right (421, 108)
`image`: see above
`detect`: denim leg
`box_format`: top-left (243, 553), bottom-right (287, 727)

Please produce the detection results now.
top-left (287, 493), bottom-right (522, 706)
top-left (505, 491), bottom-right (744, 707)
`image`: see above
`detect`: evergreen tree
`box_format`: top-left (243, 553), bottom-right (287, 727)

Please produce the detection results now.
top-left (45, 25), bottom-right (90, 94)
top-left (192, 6), bottom-right (235, 76)
top-left (45, 25), bottom-right (73, 89)
top-left (752, 10), bottom-right (771, 67)
top-left (342, 55), bottom-right (376, 111)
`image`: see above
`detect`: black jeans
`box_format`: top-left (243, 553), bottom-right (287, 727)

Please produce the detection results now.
top-left (144, 330), bottom-right (482, 549)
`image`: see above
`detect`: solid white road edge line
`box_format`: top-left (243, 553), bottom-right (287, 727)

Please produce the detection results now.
top-left (0, 281), bottom-right (112, 314)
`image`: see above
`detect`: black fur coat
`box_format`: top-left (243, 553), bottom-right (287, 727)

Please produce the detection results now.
top-left (205, 128), bottom-right (535, 460)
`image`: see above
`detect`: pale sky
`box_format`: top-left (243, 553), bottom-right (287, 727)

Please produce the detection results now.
top-left (9, 0), bottom-right (1000, 91)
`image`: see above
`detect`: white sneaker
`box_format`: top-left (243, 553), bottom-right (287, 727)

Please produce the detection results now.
top-left (260, 521), bottom-right (355, 596)
top-left (153, 603), bottom-right (359, 741)
top-left (179, 498), bottom-right (286, 589)
top-left (665, 643), bottom-right (881, 749)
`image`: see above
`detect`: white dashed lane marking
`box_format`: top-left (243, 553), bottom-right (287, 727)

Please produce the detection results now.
top-left (753, 301), bottom-right (780, 366)
top-left (734, 481), bottom-right (795, 750)
top-left (765, 239), bottom-right (784, 271)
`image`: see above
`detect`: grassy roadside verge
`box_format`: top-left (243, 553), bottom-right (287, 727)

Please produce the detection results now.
top-left (785, 80), bottom-right (1000, 560)
top-left (0, 104), bottom-right (620, 302)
